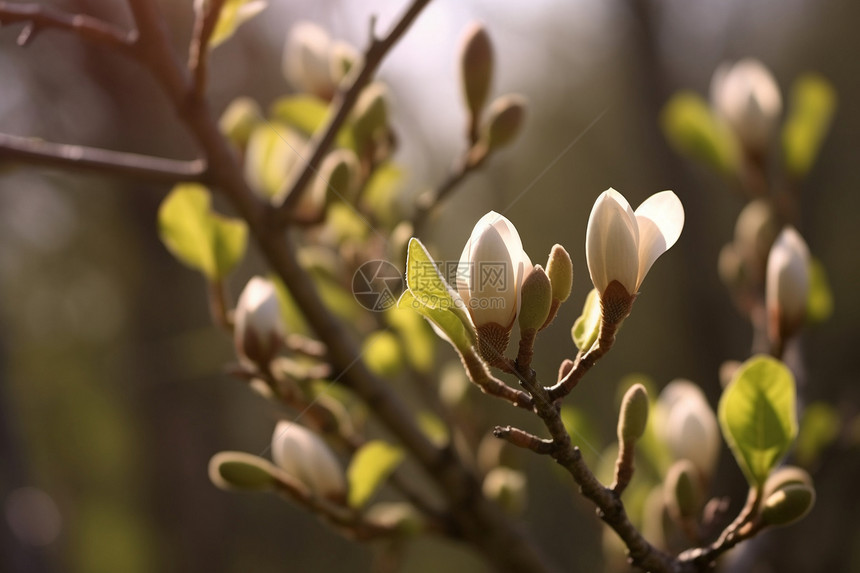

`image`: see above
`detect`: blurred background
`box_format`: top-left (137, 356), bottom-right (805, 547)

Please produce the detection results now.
top-left (1, 0), bottom-right (858, 571)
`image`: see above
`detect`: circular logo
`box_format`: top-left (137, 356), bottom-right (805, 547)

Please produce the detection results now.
top-left (352, 260), bottom-right (404, 312)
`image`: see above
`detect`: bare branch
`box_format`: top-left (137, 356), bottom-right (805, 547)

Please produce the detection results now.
top-left (187, 0), bottom-right (227, 102)
top-left (0, 132), bottom-right (207, 185)
top-left (0, 2), bottom-right (135, 50)
top-left (412, 145), bottom-right (487, 235)
top-left (275, 0), bottom-right (433, 220)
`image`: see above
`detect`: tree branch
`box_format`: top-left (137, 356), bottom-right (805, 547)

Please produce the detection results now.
top-left (275, 0), bottom-right (433, 220)
top-left (0, 132), bottom-right (207, 184)
top-left (187, 0), bottom-right (226, 102)
top-left (412, 145), bottom-right (487, 235)
top-left (0, 2), bottom-right (135, 50)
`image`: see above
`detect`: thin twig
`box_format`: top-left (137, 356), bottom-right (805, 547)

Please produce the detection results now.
top-left (0, 132), bottom-right (207, 184)
top-left (412, 148), bottom-right (487, 235)
top-left (276, 0), bottom-right (433, 220)
top-left (187, 0), bottom-right (226, 102)
top-left (0, 2), bottom-right (136, 49)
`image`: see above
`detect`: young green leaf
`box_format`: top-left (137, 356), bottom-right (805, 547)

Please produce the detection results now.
top-left (782, 74), bottom-right (836, 178)
top-left (362, 331), bottom-right (404, 376)
top-left (661, 91), bottom-right (740, 175)
top-left (398, 291), bottom-right (474, 353)
top-left (386, 306), bottom-right (435, 373)
top-left (158, 184), bottom-right (248, 279)
top-left (347, 441), bottom-right (405, 508)
top-left (571, 288), bottom-right (601, 351)
top-left (718, 355), bottom-right (798, 487)
top-left (244, 123), bottom-right (304, 200)
top-left (208, 0), bottom-right (268, 49)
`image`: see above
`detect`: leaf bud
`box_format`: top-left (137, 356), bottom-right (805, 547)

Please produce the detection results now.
top-left (664, 459), bottom-right (703, 521)
top-left (271, 421), bottom-right (347, 502)
top-left (208, 451), bottom-right (277, 492)
top-left (760, 483), bottom-right (815, 527)
top-left (518, 265), bottom-right (552, 332)
top-left (481, 94), bottom-right (526, 152)
top-left (618, 383), bottom-right (650, 443)
top-left (546, 244), bottom-right (573, 303)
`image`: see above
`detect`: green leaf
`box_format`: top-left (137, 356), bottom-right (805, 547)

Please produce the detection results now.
top-left (157, 184), bottom-right (248, 279)
top-left (269, 274), bottom-right (310, 335)
top-left (807, 257), bottom-right (834, 324)
top-left (244, 123), bottom-right (304, 200)
top-left (796, 401), bottom-right (840, 468)
top-left (269, 95), bottom-right (329, 136)
top-left (398, 291), bottom-right (474, 352)
top-left (347, 441), bottom-right (405, 508)
top-left (362, 331), bottom-right (404, 376)
top-left (361, 163), bottom-right (404, 227)
top-left (417, 411), bottom-right (449, 447)
top-left (209, 451), bottom-right (276, 491)
top-left (571, 288), bottom-right (601, 351)
top-left (208, 0), bottom-right (268, 49)
top-left (782, 74), bottom-right (836, 178)
top-left (661, 91), bottom-right (740, 174)
top-left (718, 355), bottom-right (798, 487)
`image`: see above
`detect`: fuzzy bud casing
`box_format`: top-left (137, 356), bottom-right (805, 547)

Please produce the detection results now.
top-left (518, 265), bottom-right (552, 332)
top-left (460, 22), bottom-right (494, 122)
top-left (482, 94), bottom-right (526, 151)
top-left (546, 244), bottom-right (573, 302)
top-left (618, 383), bottom-right (650, 443)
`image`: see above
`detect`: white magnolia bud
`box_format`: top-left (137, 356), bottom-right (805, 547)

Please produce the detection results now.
top-left (456, 211), bottom-right (533, 330)
top-left (656, 380), bottom-right (720, 480)
top-left (234, 277), bottom-right (285, 369)
top-left (271, 421), bottom-right (346, 501)
top-left (766, 227), bottom-right (810, 343)
top-left (586, 189), bottom-right (684, 297)
top-left (283, 22), bottom-right (336, 100)
top-left (711, 59), bottom-right (782, 154)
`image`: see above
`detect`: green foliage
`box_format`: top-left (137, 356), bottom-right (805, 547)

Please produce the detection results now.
top-left (661, 91), bottom-right (740, 174)
top-left (157, 184), bottom-right (248, 279)
top-left (347, 441), bottom-right (405, 508)
top-left (361, 163), bottom-right (404, 227)
top-left (270, 274), bottom-right (311, 335)
top-left (807, 257), bottom-right (834, 324)
top-left (362, 331), bottom-right (404, 376)
top-left (208, 0), bottom-right (268, 49)
top-left (387, 307), bottom-right (436, 373)
top-left (796, 401), bottom-right (840, 468)
top-left (572, 288), bottom-right (601, 351)
top-left (417, 411), bottom-right (450, 447)
top-left (244, 123), bottom-right (302, 199)
top-left (782, 74), bottom-right (836, 178)
top-left (718, 356), bottom-right (798, 487)
top-left (269, 95), bottom-right (329, 136)
top-left (399, 238), bottom-right (476, 352)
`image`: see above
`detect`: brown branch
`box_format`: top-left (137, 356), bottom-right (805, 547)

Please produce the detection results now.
top-left (0, 132), bottom-right (207, 184)
top-left (412, 145), bottom-right (487, 235)
top-left (187, 0), bottom-right (226, 102)
top-left (459, 347), bottom-right (533, 410)
top-left (275, 0), bottom-right (433, 220)
top-left (0, 2), bottom-right (135, 50)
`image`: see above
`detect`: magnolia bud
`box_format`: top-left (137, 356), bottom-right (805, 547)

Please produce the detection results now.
top-left (760, 483), bottom-right (815, 527)
top-left (618, 383), bottom-right (650, 443)
top-left (271, 421), bottom-right (346, 501)
top-left (482, 467), bottom-right (527, 515)
top-left (656, 380), bottom-right (720, 479)
top-left (711, 59), bottom-right (782, 154)
top-left (482, 94), bottom-right (526, 151)
top-left (734, 199), bottom-right (779, 279)
top-left (234, 277), bottom-right (285, 369)
top-left (546, 244), bottom-right (573, 303)
top-left (283, 22), bottom-right (336, 100)
top-left (352, 83), bottom-right (388, 153)
top-left (459, 22), bottom-right (494, 123)
top-left (766, 227), bottom-right (810, 344)
top-left (209, 451), bottom-right (277, 492)
top-left (365, 502), bottom-right (423, 535)
top-left (329, 40), bottom-right (360, 88)
top-left (664, 459), bottom-right (703, 521)
top-left (518, 265), bottom-right (552, 332)
top-left (218, 97), bottom-right (262, 148)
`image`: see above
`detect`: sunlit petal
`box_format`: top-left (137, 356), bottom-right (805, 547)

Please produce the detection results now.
top-left (586, 189), bottom-right (639, 295)
top-left (634, 190), bottom-right (685, 289)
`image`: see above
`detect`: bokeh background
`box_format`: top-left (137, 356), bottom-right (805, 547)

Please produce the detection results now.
top-left (1, 0), bottom-right (859, 572)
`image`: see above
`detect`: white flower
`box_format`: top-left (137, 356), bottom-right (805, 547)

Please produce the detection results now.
top-left (766, 227), bottom-right (810, 341)
top-left (585, 189), bottom-right (684, 297)
top-left (283, 23), bottom-right (337, 100)
top-left (711, 59), bottom-right (782, 153)
top-left (456, 212), bottom-right (533, 329)
top-left (271, 421), bottom-right (346, 500)
top-left (656, 380), bottom-right (720, 480)
top-left (234, 276), bottom-right (285, 368)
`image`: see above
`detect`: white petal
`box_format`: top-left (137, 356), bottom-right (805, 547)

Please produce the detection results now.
top-left (272, 421), bottom-right (345, 498)
top-left (467, 224), bottom-right (517, 326)
top-left (634, 191), bottom-right (684, 289)
top-left (711, 59), bottom-right (782, 151)
top-left (766, 227), bottom-right (810, 329)
top-left (586, 189), bottom-right (639, 295)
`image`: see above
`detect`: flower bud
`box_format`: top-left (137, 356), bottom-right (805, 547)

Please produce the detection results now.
top-left (234, 277), bottom-right (285, 369)
top-left (283, 22), bottom-right (336, 100)
top-left (351, 83), bottom-right (389, 154)
top-left (762, 465), bottom-right (813, 501)
top-left (664, 459), bottom-right (703, 522)
top-left (295, 149), bottom-right (358, 220)
top-left (329, 40), bottom-right (360, 88)
top-left (766, 227), bottom-right (810, 343)
top-left (482, 467), bottom-right (527, 515)
top-left (209, 451), bottom-right (277, 492)
top-left (586, 189), bottom-right (684, 299)
top-left (733, 199), bottom-right (779, 280)
top-left (760, 483), bottom-right (815, 527)
top-left (271, 421), bottom-right (346, 501)
top-left (459, 22), bottom-right (494, 122)
top-left (618, 383), bottom-right (649, 443)
top-left (482, 94), bottom-right (526, 152)
top-left (656, 380), bottom-right (720, 480)
top-left (711, 59), bottom-right (782, 154)
top-left (546, 244), bottom-right (573, 303)
top-left (518, 265), bottom-right (552, 332)
top-left (218, 97), bottom-right (262, 148)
